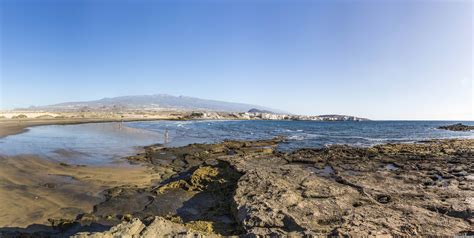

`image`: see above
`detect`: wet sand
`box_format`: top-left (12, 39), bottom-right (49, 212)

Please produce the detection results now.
top-left (0, 117), bottom-right (174, 231)
top-left (0, 118), bottom-right (169, 138)
top-left (0, 154), bottom-right (161, 229)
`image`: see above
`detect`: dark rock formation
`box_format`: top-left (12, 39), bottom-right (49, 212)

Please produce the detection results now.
top-left (81, 139), bottom-right (474, 236)
top-left (438, 123), bottom-right (474, 131)
top-left (3, 138), bottom-right (473, 237)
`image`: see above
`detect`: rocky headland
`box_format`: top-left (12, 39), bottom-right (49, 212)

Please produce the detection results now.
top-left (2, 137), bottom-right (472, 237)
top-left (438, 123), bottom-right (474, 132)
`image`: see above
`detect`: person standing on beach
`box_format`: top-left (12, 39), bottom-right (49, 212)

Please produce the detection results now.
top-left (164, 129), bottom-right (169, 144)
top-left (118, 115), bottom-right (124, 129)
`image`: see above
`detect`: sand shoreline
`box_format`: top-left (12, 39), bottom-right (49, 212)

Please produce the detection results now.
top-left (0, 117), bottom-right (181, 138)
top-left (0, 154), bottom-right (162, 229)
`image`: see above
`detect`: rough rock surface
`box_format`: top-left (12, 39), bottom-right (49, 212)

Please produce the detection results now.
top-left (232, 140), bottom-right (474, 236)
top-left (438, 123), bottom-right (474, 131)
top-left (72, 217), bottom-right (215, 238)
top-left (2, 138), bottom-right (473, 237)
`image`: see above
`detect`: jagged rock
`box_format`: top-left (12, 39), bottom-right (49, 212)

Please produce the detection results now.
top-left (72, 218), bottom-right (144, 238)
top-left (72, 217), bottom-right (215, 238)
top-left (97, 139), bottom-right (474, 236)
top-left (7, 138), bottom-right (472, 237)
top-left (233, 166), bottom-right (359, 235)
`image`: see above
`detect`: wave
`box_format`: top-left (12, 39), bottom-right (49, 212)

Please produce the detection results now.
top-left (288, 135), bottom-right (305, 141)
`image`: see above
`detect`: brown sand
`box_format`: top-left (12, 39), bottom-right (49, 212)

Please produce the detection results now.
top-left (0, 154), bottom-right (161, 228)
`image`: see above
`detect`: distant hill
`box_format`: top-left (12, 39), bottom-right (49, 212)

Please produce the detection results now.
top-left (28, 94), bottom-right (282, 113)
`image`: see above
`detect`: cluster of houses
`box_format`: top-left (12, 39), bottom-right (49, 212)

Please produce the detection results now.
top-left (186, 110), bottom-right (368, 121)
top-left (242, 112), bottom-right (368, 121)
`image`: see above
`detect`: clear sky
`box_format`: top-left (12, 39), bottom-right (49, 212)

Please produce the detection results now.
top-left (0, 0), bottom-right (472, 120)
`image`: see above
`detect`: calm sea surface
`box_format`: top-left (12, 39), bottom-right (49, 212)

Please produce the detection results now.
top-left (1, 120), bottom-right (473, 165)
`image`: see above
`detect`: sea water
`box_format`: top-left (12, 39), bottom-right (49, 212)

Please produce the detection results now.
top-left (0, 120), bottom-right (473, 165)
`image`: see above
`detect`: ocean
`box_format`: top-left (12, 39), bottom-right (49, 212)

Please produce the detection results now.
top-left (1, 120), bottom-right (473, 165)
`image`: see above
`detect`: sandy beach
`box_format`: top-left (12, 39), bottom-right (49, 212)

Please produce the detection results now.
top-left (0, 154), bottom-right (161, 230)
top-left (0, 118), bottom-right (163, 231)
top-left (0, 117), bottom-right (172, 138)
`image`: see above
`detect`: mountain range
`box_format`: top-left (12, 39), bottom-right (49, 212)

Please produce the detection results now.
top-left (27, 94), bottom-right (283, 113)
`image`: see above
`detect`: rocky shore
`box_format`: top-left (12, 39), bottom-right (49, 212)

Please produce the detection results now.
top-left (1, 138), bottom-right (473, 237)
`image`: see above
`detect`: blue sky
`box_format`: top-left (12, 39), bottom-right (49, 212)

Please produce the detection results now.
top-left (0, 0), bottom-right (472, 120)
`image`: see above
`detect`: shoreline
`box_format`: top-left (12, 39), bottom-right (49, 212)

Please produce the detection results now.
top-left (0, 154), bottom-right (162, 229)
top-left (0, 117), bottom-right (185, 138)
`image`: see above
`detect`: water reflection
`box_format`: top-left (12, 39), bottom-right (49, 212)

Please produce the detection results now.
top-left (0, 122), bottom-right (161, 165)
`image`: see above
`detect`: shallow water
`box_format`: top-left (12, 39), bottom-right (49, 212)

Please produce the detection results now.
top-left (0, 122), bottom-right (161, 165)
top-left (0, 120), bottom-right (473, 165)
top-left (127, 120), bottom-right (474, 150)
top-left (385, 163), bottom-right (399, 171)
